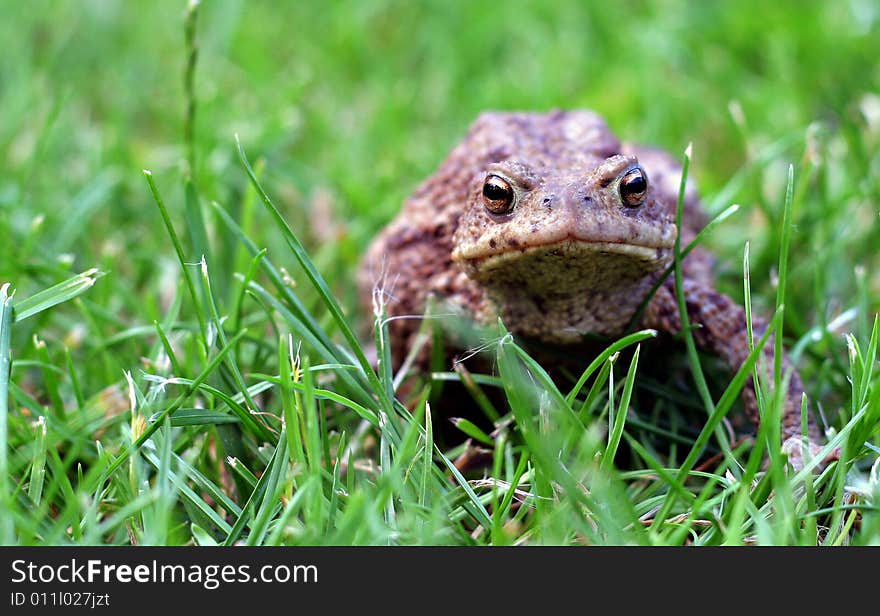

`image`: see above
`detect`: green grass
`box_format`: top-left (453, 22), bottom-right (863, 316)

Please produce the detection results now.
top-left (1, 0), bottom-right (879, 545)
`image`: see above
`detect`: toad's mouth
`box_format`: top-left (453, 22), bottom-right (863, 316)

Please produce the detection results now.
top-left (453, 235), bottom-right (674, 273)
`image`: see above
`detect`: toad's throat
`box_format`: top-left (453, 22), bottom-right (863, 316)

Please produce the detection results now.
top-left (460, 238), bottom-right (671, 341)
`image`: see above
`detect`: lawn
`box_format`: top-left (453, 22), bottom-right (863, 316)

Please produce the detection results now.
top-left (1, 0), bottom-right (879, 545)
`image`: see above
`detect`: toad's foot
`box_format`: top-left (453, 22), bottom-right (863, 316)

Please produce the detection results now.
top-left (781, 435), bottom-right (841, 472)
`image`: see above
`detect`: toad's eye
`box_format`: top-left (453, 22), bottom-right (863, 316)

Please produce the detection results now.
top-left (482, 174), bottom-right (515, 214)
top-left (619, 167), bottom-right (648, 208)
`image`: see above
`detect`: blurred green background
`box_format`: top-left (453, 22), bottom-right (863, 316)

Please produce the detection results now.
top-left (1, 0), bottom-right (879, 399)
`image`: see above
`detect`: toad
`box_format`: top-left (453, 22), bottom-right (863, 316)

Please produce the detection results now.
top-left (358, 110), bottom-right (828, 467)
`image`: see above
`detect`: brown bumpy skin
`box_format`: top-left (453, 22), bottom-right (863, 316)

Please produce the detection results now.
top-left (358, 110), bottom-right (827, 465)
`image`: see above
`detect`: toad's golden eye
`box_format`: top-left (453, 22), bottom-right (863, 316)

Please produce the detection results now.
top-left (619, 167), bottom-right (648, 207)
top-left (482, 174), bottom-right (515, 214)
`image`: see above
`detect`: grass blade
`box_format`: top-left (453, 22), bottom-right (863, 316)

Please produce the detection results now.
top-left (13, 269), bottom-right (101, 322)
top-left (235, 138), bottom-right (393, 411)
top-left (27, 417), bottom-right (48, 505)
top-left (0, 284), bottom-right (14, 544)
top-left (565, 329), bottom-right (656, 404)
top-left (602, 345), bottom-right (641, 471)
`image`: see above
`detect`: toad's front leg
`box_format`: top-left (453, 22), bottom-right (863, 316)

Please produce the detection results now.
top-left (644, 276), bottom-right (831, 468)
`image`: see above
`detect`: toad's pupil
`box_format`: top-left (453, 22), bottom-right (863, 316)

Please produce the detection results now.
top-left (626, 175), bottom-right (646, 193)
top-left (620, 168), bottom-right (648, 207)
top-left (482, 175), bottom-right (515, 213)
top-left (483, 179), bottom-right (511, 201)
